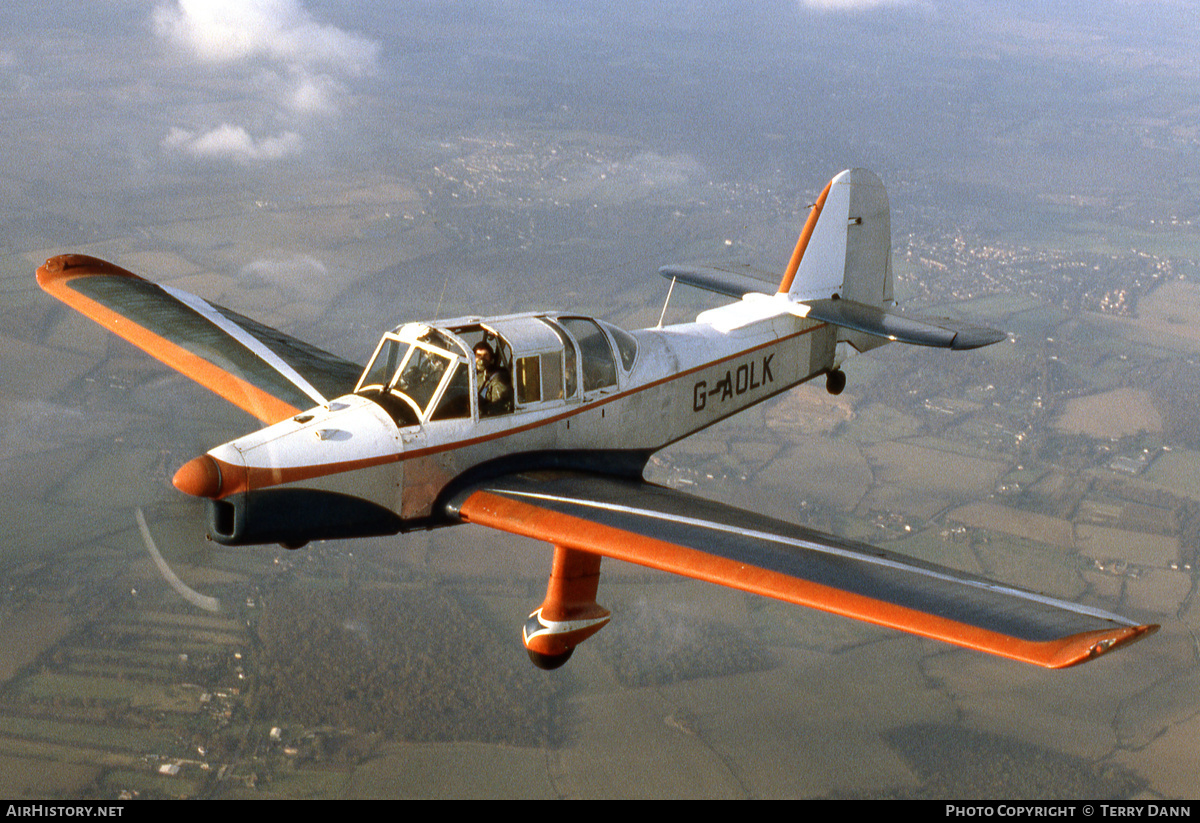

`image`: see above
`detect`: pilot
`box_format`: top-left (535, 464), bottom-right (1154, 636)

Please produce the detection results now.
top-left (474, 341), bottom-right (512, 415)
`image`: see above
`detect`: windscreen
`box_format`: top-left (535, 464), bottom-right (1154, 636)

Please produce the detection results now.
top-left (356, 332), bottom-right (464, 422)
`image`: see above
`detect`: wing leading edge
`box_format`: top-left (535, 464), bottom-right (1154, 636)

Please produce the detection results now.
top-left (448, 472), bottom-right (1156, 668)
top-left (37, 255), bottom-right (363, 424)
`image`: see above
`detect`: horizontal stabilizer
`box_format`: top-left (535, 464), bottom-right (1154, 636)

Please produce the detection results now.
top-left (657, 263), bottom-right (1004, 350)
top-left (659, 263), bottom-right (777, 299)
top-left (801, 298), bottom-right (1006, 350)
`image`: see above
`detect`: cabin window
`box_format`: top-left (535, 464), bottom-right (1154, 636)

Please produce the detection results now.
top-left (607, 325), bottom-right (639, 371)
top-left (541, 318), bottom-right (577, 399)
top-left (359, 337), bottom-right (403, 390)
top-left (394, 347), bottom-right (450, 414)
top-left (559, 317), bottom-right (617, 392)
top-left (516, 355), bottom-right (541, 404)
top-left (356, 330), bottom-right (468, 425)
top-left (447, 323), bottom-right (520, 417)
top-left (541, 351), bottom-right (564, 400)
top-left (514, 351), bottom-right (565, 406)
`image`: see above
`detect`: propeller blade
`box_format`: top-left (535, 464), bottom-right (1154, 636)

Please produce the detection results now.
top-left (135, 508), bottom-right (221, 613)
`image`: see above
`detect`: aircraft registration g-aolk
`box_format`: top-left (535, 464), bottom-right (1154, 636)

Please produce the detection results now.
top-left (37, 169), bottom-right (1157, 670)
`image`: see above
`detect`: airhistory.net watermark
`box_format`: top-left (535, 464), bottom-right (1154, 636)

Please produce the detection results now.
top-left (5, 807), bottom-right (124, 818)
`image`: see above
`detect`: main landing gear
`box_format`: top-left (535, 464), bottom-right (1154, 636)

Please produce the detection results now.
top-left (825, 368), bottom-right (846, 395)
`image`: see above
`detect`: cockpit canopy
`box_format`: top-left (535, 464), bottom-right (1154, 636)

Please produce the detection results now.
top-left (354, 313), bottom-right (638, 426)
top-left (355, 323), bottom-right (468, 425)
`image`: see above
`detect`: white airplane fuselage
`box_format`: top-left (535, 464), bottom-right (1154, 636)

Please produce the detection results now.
top-left (185, 294), bottom-right (847, 546)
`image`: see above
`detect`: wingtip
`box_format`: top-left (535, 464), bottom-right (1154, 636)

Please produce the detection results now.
top-left (950, 326), bottom-right (1009, 350)
top-left (1045, 623), bottom-right (1159, 669)
top-left (36, 254), bottom-right (141, 290)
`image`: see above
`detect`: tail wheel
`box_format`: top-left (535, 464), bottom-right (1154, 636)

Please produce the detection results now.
top-left (826, 369), bottom-right (846, 395)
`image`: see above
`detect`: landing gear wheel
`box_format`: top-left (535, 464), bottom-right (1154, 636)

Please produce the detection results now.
top-left (825, 369), bottom-right (846, 395)
top-left (527, 647), bottom-right (573, 670)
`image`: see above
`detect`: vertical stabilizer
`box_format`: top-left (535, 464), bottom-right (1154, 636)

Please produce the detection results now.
top-left (781, 169), bottom-right (893, 308)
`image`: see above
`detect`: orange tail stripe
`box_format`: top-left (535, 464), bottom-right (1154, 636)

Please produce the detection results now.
top-left (778, 177), bottom-right (834, 294)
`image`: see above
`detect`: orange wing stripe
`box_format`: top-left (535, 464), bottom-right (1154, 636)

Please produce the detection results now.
top-left (38, 255), bottom-right (301, 424)
top-left (458, 490), bottom-right (1155, 669)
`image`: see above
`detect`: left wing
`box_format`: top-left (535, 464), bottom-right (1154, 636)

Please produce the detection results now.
top-left (447, 472), bottom-right (1156, 668)
top-left (37, 255), bottom-right (363, 424)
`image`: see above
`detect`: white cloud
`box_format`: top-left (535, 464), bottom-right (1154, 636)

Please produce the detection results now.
top-left (239, 254), bottom-right (331, 302)
top-left (153, 0), bottom-right (379, 77)
top-left (163, 124), bottom-right (303, 164)
top-left (155, 0), bottom-right (379, 161)
top-left (286, 73), bottom-right (345, 116)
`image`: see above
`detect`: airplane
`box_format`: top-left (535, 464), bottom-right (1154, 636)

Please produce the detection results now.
top-left (36, 168), bottom-right (1157, 671)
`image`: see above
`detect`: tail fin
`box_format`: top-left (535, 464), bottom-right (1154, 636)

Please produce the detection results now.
top-left (781, 170), bottom-right (1004, 351)
top-left (779, 168), bottom-right (893, 308)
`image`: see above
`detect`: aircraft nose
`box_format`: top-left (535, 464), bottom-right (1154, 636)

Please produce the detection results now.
top-left (173, 455), bottom-right (223, 498)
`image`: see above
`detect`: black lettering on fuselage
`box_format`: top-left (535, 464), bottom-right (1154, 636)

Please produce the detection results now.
top-left (691, 353), bottom-right (777, 414)
top-left (719, 372), bottom-right (733, 401)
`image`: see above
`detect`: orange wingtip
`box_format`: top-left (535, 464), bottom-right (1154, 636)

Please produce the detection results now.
top-left (1035, 623), bottom-right (1159, 669)
top-left (36, 254), bottom-right (142, 288)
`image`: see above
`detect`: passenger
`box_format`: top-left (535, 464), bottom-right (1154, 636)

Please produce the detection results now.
top-left (474, 341), bottom-right (512, 416)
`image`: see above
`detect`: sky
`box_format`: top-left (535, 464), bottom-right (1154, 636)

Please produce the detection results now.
top-left (1, 0), bottom-right (1199, 800)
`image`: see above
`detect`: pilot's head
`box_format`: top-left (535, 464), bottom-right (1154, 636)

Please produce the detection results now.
top-left (474, 342), bottom-right (494, 367)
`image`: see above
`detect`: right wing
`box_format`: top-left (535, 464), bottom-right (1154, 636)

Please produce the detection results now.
top-left (449, 471), bottom-right (1157, 668)
top-left (37, 254), bottom-right (363, 424)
